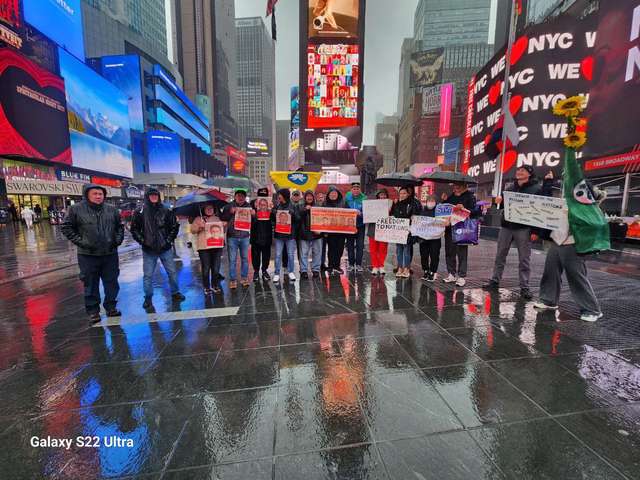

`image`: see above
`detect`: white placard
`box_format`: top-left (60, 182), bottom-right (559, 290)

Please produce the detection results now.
top-left (363, 199), bottom-right (391, 224)
top-left (410, 216), bottom-right (446, 240)
top-left (503, 191), bottom-right (567, 231)
top-left (375, 217), bottom-right (410, 244)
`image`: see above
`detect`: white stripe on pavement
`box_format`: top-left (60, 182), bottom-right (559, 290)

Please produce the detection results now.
top-left (94, 307), bottom-right (240, 327)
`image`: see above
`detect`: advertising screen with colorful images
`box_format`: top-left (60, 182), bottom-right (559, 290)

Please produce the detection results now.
top-left (226, 146), bottom-right (247, 175)
top-left (1, 158), bottom-right (57, 181)
top-left (290, 86), bottom-right (300, 128)
top-left (147, 131), bottom-right (182, 173)
top-left (0, 48), bottom-right (71, 164)
top-left (246, 138), bottom-right (270, 157)
top-left (23, 0), bottom-right (85, 60)
top-left (58, 48), bottom-right (133, 178)
top-left (308, 0), bottom-right (359, 40)
top-left (306, 43), bottom-right (359, 129)
top-left (99, 55), bottom-right (144, 131)
top-left (0, 0), bottom-right (20, 29)
top-left (409, 48), bottom-right (445, 88)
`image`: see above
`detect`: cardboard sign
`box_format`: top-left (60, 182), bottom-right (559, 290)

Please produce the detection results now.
top-left (449, 205), bottom-right (470, 226)
top-left (375, 217), bottom-right (410, 244)
top-left (310, 207), bottom-right (358, 234)
top-left (275, 210), bottom-right (292, 234)
top-left (255, 197), bottom-right (273, 221)
top-left (205, 222), bottom-right (225, 248)
top-left (503, 191), bottom-right (568, 231)
top-left (435, 203), bottom-right (454, 218)
top-left (234, 208), bottom-right (252, 231)
top-left (362, 199), bottom-right (391, 224)
top-left (410, 216), bottom-right (446, 240)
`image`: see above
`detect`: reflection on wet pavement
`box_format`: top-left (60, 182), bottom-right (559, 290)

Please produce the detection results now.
top-left (1, 224), bottom-right (640, 479)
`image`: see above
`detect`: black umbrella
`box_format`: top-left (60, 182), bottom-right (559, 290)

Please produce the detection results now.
top-left (173, 189), bottom-right (228, 218)
top-left (201, 176), bottom-right (260, 192)
top-left (420, 171), bottom-right (478, 184)
top-left (375, 173), bottom-right (422, 187)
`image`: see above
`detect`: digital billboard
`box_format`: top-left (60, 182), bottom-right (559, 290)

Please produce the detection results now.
top-left (58, 48), bottom-right (133, 178)
top-left (147, 131), bottom-right (182, 173)
top-left (226, 146), bottom-right (247, 175)
top-left (99, 55), bottom-right (144, 131)
top-left (306, 43), bottom-right (359, 129)
top-left (23, 0), bottom-right (85, 60)
top-left (290, 86), bottom-right (300, 128)
top-left (0, 48), bottom-right (71, 164)
top-left (409, 48), bottom-right (445, 88)
top-left (308, 0), bottom-right (359, 40)
top-left (246, 138), bottom-right (270, 157)
top-left (302, 126), bottom-right (360, 151)
top-left (0, 0), bottom-right (20, 28)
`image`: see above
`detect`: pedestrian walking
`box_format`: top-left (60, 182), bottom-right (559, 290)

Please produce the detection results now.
top-left (21, 206), bottom-right (35, 229)
top-left (298, 190), bottom-right (323, 279)
top-left (323, 186), bottom-right (347, 275)
top-left (419, 195), bottom-right (442, 282)
top-left (220, 189), bottom-right (252, 289)
top-left (391, 187), bottom-right (419, 278)
top-left (8, 203), bottom-right (18, 224)
top-left (190, 203), bottom-right (224, 294)
top-left (406, 186), bottom-right (422, 265)
top-left (130, 187), bottom-right (184, 312)
top-left (484, 166), bottom-right (554, 299)
top-left (367, 189), bottom-right (390, 275)
top-left (272, 189), bottom-right (298, 283)
top-left (345, 182), bottom-right (366, 272)
top-left (250, 187), bottom-right (273, 281)
top-left (33, 204), bottom-right (42, 221)
top-left (61, 184), bottom-right (124, 323)
top-left (442, 182), bottom-right (479, 287)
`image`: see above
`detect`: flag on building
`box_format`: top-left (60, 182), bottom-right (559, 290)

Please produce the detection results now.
top-left (266, 0), bottom-right (279, 40)
top-left (266, 0), bottom-right (278, 16)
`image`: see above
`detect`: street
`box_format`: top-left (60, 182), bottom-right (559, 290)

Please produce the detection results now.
top-left (1, 222), bottom-right (639, 479)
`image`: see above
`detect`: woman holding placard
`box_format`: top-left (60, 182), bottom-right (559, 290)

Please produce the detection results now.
top-left (190, 204), bottom-right (224, 294)
top-left (367, 189), bottom-right (390, 275)
top-left (271, 189), bottom-right (299, 283)
top-left (323, 186), bottom-right (347, 275)
top-left (419, 195), bottom-right (442, 282)
top-left (390, 187), bottom-right (419, 278)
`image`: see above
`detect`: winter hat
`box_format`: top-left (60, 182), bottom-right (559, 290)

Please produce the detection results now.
top-left (257, 187), bottom-right (269, 197)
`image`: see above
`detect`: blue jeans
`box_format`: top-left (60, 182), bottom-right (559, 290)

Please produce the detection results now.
top-left (300, 238), bottom-right (322, 273)
top-left (143, 249), bottom-right (178, 298)
top-left (346, 225), bottom-right (366, 266)
top-left (275, 238), bottom-right (296, 274)
top-left (228, 236), bottom-right (250, 281)
top-left (396, 241), bottom-right (413, 269)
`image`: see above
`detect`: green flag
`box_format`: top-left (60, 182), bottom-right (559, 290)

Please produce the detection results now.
top-left (563, 148), bottom-right (610, 253)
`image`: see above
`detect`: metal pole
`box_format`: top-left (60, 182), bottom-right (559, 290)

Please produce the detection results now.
top-left (621, 173), bottom-right (631, 216)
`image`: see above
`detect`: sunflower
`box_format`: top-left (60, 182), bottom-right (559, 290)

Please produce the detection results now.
top-left (553, 96), bottom-right (586, 118)
top-left (564, 131), bottom-right (587, 149)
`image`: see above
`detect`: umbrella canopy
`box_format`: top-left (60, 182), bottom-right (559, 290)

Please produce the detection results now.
top-left (420, 171), bottom-right (478, 184)
top-left (375, 173), bottom-right (422, 187)
top-left (201, 176), bottom-right (260, 192)
top-left (173, 189), bottom-right (228, 218)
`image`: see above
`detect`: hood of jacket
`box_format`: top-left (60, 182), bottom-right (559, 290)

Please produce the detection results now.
top-left (82, 183), bottom-right (108, 204)
top-left (324, 186), bottom-right (344, 207)
top-left (277, 188), bottom-right (291, 205)
top-left (303, 189), bottom-right (316, 206)
top-left (144, 187), bottom-right (163, 209)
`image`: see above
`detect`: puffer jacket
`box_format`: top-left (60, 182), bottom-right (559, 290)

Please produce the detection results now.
top-left (61, 183), bottom-right (124, 256)
top-left (130, 191), bottom-right (179, 253)
top-left (298, 190), bottom-right (322, 241)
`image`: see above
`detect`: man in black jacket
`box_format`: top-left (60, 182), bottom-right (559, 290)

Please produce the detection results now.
top-left (130, 187), bottom-right (184, 311)
top-left (61, 184), bottom-right (124, 323)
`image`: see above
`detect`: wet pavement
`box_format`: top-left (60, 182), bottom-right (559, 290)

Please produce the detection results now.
top-left (1, 222), bottom-right (640, 479)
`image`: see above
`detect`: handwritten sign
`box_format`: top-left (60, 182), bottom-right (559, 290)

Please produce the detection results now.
top-left (503, 191), bottom-right (567, 230)
top-left (410, 216), bottom-right (446, 240)
top-left (310, 207), bottom-right (358, 234)
top-left (375, 217), bottom-right (410, 244)
top-left (275, 210), bottom-right (292, 234)
top-left (205, 222), bottom-right (225, 248)
top-left (362, 199), bottom-right (391, 224)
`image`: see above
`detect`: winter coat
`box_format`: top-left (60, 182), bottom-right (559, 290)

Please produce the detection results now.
top-left (390, 197), bottom-right (420, 219)
top-left (190, 214), bottom-right (223, 251)
top-left (250, 197), bottom-right (273, 246)
top-left (61, 183), bottom-right (124, 256)
top-left (130, 193), bottom-right (179, 253)
top-left (220, 200), bottom-right (252, 238)
top-left (323, 187), bottom-right (345, 208)
top-left (298, 191), bottom-right (322, 241)
top-left (344, 191), bottom-right (366, 228)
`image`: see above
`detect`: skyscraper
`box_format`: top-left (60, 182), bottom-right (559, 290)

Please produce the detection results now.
top-left (396, 38), bottom-right (416, 117)
top-left (236, 17), bottom-right (275, 155)
top-left (275, 120), bottom-right (290, 172)
top-left (374, 116), bottom-right (399, 174)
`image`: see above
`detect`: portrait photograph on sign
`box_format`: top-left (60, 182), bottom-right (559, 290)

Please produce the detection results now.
top-left (205, 222), bottom-right (225, 249)
top-left (310, 207), bottom-right (357, 234)
top-left (234, 208), bottom-right (252, 232)
top-left (255, 197), bottom-right (273, 220)
top-left (308, 0), bottom-right (359, 40)
top-left (275, 210), bottom-right (292, 235)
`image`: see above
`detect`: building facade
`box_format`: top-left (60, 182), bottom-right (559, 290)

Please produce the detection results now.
top-left (275, 120), bottom-right (290, 172)
top-left (374, 116), bottom-right (399, 174)
top-left (248, 156), bottom-right (270, 187)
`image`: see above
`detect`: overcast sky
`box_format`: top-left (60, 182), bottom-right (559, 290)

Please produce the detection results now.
top-left (235, 0), bottom-right (418, 144)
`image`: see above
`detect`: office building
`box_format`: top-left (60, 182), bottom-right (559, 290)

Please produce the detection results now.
top-left (236, 17), bottom-right (275, 154)
top-left (275, 120), bottom-right (290, 171)
top-left (374, 116), bottom-right (399, 174)
top-left (249, 156), bottom-right (270, 186)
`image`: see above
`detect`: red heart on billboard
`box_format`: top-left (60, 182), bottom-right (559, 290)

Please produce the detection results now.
top-left (502, 149), bottom-right (518, 173)
top-left (489, 81), bottom-right (502, 105)
top-left (510, 36), bottom-right (528, 66)
top-left (509, 95), bottom-right (523, 115)
top-left (581, 56), bottom-right (594, 81)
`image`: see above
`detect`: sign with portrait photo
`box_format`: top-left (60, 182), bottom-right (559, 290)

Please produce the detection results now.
top-left (310, 207), bottom-right (358, 234)
top-left (234, 207), bottom-right (252, 232)
top-left (275, 210), bottom-right (292, 235)
top-left (254, 197), bottom-right (273, 221)
top-left (205, 222), bottom-right (224, 248)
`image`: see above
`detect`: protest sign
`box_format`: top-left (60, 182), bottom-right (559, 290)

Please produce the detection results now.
top-left (205, 222), bottom-right (225, 248)
top-left (275, 210), bottom-right (292, 234)
top-left (363, 199), bottom-right (391, 224)
top-left (449, 205), bottom-right (470, 226)
top-left (254, 197), bottom-right (273, 220)
top-left (310, 207), bottom-right (358, 234)
top-left (234, 208), bottom-right (252, 231)
top-left (435, 203), bottom-right (454, 218)
top-left (375, 217), bottom-right (410, 244)
top-left (410, 216), bottom-right (446, 240)
top-left (503, 191), bottom-right (567, 231)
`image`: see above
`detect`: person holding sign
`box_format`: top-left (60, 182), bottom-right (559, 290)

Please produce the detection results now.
top-left (220, 189), bottom-right (253, 288)
top-left (298, 190), bottom-right (323, 279)
top-left (250, 188), bottom-right (273, 282)
top-left (418, 195), bottom-right (442, 282)
top-left (190, 203), bottom-right (224, 294)
top-left (390, 187), bottom-right (420, 278)
top-left (271, 189), bottom-right (299, 283)
top-left (366, 189), bottom-right (390, 275)
top-left (345, 182), bottom-right (367, 273)
top-left (323, 186), bottom-right (347, 275)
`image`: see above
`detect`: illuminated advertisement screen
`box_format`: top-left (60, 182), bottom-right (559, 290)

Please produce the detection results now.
top-left (155, 83), bottom-right (210, 141)
top-left (306, 43), bottom-right (359, 129)
top-left (246, 138), bottom-right (270, 157)
top-left (308, 0), bottom-right (359, 40)
top-left (290, 86), bottom-right (300, 128)
top-left (23, 0), bottom-right (85, 60)
top-left (147, 131), bottom-right (182, 173)
top-left (0, 48), bottom-right (71, 163)
top-left (99, 55), bottom-right (144, 131)
top-left (58, 48), bottom-right (133, 178)
top-left (226, 146), bottom-right (247, 175)
top-left (0, 0), bottom-right (21, 28)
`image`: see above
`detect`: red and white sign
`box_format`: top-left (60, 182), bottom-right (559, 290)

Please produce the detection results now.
top-left (233, 207), bottom-right (252, 232)
top-left (226, 146), bottom-right (247, 174)
top-left (584, 150), bottom-right (640, 172)
top-left (275, 210), bottom-right (292, 234)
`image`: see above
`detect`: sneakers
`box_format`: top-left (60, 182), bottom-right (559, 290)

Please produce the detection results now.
top-left (429, 272), bottom-right (438, 282)
top-left (456, 277), bottom-right (466, 287)
top-left (273, 274), bottom-right (280, 283)
top-left (483, 280), bottom-right (500, 289)
top-left (142, 297), bottom-right (153, 309)
top-left (533, 302), bottom-right (558, 310)
top-left (443, 274), bottom-right (457, 283)
top-left (520, 288), bottom-right (533, 300)
top-left (347, 265), bottom-right (355, 272)
top-left (262, 270), bottom-right (271, 281)
top-left (88, 312), bottom-right (101, 324)
top-left (241, 278), bottom-right (250, 287)
top-left (421, 271), bottom-right (430, 281)
top-left (332, 268), bottom-right (344, 275)
top-left (288, 272), bottom-right (296, 281)
top-left (106, 309), bottom-right (121, 318)
top-left (580, 312), bottom-right (603, 322)
top-left (371, 267), bottom-right (379, 276)
top-left (312, 271), bottom-right (320, 279)
top-left (229, 280), bottom-right (237, 289)
top-left (203, 288), bottom-right (213, 295)
top-left (253, 271), bottom-right (260, 282)
top-left (355, 265), bottom-right (364, 273)
top-left (212, 285), bottom-right (222, 294)
top-left (172, 292), bottom-right (186, 301)
top-left (379, 268), bottom-right (386, 276)
top-left (301, 272), bottom-right (309, 280)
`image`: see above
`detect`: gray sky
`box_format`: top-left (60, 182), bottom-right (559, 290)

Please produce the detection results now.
top-left (235, 0), bottom-right (418, 144)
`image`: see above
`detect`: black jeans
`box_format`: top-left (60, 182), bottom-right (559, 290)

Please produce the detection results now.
top-left (198, 249), bottom-right (222, 289)
top-left (321, 237), bottom-right (328, 268)
top-left (444, 228), bottom-right (469, 277)
top-left (77, 253), bottom-right (120, 314)
top-left (346, 225), bottom-right (366, 267)
top-left (327, 234), bottom-right (346, 270)
top-left (420, 239), bottom-right (441, 274)
top-left (251, 242), bottom-right (271, 273)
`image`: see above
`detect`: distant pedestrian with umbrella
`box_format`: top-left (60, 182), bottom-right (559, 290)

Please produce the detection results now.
top-left (220, 189), bottom-right (253, 288)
